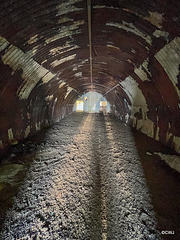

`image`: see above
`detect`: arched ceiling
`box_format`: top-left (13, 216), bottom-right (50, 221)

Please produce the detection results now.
top-left (0, 0), bottom-right (180, 152)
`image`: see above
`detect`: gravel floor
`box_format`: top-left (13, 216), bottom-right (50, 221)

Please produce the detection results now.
top-left (0, 113), bottom-right (179, 240)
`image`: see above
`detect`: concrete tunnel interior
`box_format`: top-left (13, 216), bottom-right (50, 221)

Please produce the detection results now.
top-left (0, 0), bottom-right (180, 238)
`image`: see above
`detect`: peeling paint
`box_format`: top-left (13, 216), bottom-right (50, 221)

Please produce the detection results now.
top-left (24, 125), bottom-right (31, 138)
top-left (173, 136), bottom-right (180, 153)
top-left (144, 12), bottom-right (164, 28)
top-left (127, 59), bottom-right (133, 64)
top-left (27, 112), bottom-right (30, 119)
top-left (0, 36), bottom-right (10, 52)
top-left (35, 122), bottom-right (41, 131)
top-left (42, 72), bottom-right (55, 84)
top-left (94, 5), bottom-right (119, 10)
top-left (74, 72), bottom-right (82, 77)
top-left (45, 29), bottom-right (81, 44)
top-left (125, 113), bottom-right (129, 124)
top-left (93, 5), bottom-right (106, 9)
top-left (45, 21), bottom-right (84, 44)
top-left (45, 95), bottom-right (53, 101)
top-left (51, 54), bottom-right (76, 68)
top-left (120, 76), bottom-right (148, 113)
top-left (155, 116), bottom-right (160, 141)
top-left (107, 44), bottom-right (120, 50)
top-left (155, 37), bottom-right (180, 97)
top-left (26, 46), bottom-right (39, 58)
top-left (106, 22), bottom-right (152, 45)
top-left (153, 30), bottom-right (169, 41)
top-left (134, 58), bottom-right (151, 81)
top-left (98, 72), bottom-right (109, 76)
top-left (58, 17), bottom-right (73, 24)
top-left (50, 45), bottom-right (79, 56)
top-left (0, 36), bottom-right (56, 99)
top-left (154, 152), bottom-right (180, 173)
top-left (8, 128), bottom-right (14, 141)
top-left (59, 81), bottom-right (66, 88)
top-left (56, 0), bottom-right (83, 17)
top-left (73, 66), bottom-right (78, 71)
top-left (64, 86), bottom-right (73, 99)
top-left (166, 123), bottom-right (172, 143)
top-left (8, 128), bottom-right (18, 144)
top-left (155, 126), bottom-right (160, 141)
top-left (28, 34), bottom-right (38, 44)
top-left (138, 119), bottom-right (154, 138)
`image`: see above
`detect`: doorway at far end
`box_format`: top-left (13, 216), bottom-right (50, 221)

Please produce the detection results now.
top-left (76, 100), bottom-right (84, 112)
top-left (74, 92), bottom-right (110, 113)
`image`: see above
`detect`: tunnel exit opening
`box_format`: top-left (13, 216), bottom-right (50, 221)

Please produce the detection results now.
top-left (76, 100), bottom-right (84, 112)
top-left (73, 91), bottom-right (110, 114)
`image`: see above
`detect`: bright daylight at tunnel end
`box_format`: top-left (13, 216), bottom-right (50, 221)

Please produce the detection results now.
top-left (0, 0), bottom-right (180, 239)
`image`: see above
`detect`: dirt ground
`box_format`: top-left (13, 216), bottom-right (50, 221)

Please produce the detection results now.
top-left (0, 113), bottom-right (179, 240)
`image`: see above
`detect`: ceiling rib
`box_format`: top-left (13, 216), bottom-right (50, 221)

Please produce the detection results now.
top-left (87, 0), bottom-right (93, 90)
top-left (104, 84), bottom-right (120, 96)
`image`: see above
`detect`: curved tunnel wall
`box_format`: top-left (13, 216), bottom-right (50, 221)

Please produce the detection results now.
top-left (0, 0), bottom-right (179, 154)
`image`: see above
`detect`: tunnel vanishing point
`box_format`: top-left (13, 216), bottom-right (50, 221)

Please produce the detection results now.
top-left (0, 1), bottom-right (180, 239)
top-left (0, 0), bottom-right (180, 170)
